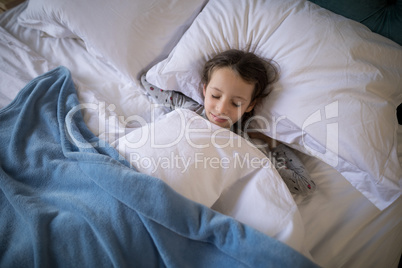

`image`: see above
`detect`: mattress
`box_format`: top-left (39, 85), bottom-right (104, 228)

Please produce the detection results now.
top-left (0, 2), bottom-right (401, 267)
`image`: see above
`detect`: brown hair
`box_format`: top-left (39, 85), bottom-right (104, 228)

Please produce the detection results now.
top-left (201, 49), bottom-right (279, 132)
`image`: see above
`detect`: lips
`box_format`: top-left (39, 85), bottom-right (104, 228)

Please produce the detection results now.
top-left (211, 113), bottom-right (228, 123)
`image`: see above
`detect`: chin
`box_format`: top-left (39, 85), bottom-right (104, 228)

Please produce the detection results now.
top-left (215, 121), bottom-right (231, 129)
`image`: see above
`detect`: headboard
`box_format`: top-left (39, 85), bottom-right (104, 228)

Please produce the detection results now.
top-left (308, 0), bottom-right (402, 46)
top-left (308, 0), bottom-right (402, 124)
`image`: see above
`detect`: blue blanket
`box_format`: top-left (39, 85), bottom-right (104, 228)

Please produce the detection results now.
top-left (0, 66), bottom-right (318, 267)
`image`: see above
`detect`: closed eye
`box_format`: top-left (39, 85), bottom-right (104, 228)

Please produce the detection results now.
top-left (232, 102), bottom-right (241, 107)
top-left (211, 95), bottom-right (220, 99)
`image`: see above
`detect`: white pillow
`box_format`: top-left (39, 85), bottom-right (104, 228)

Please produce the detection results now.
top-left (146, 0), bottom-right (402, 210)
top-left (18, 0), bottom-right (208, 80)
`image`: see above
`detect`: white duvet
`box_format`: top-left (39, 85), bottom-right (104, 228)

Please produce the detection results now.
top-left (100, 104), bottom-right (305, 252)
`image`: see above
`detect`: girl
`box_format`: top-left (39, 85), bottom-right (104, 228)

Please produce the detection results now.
top-left (141, 49), bottom-right (316, 196)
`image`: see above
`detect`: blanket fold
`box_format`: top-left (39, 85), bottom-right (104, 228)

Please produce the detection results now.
top-left (0, 66), bottom-right (318, 267)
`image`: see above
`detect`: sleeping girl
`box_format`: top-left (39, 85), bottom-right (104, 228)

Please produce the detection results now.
top-left (141, 49), bottom-right (316, 196)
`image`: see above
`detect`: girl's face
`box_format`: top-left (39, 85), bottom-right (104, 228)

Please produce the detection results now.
top-left (203, 67), bottom-right (255, 129)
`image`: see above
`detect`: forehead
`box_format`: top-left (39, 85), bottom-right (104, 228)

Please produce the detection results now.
top-left (208, 67), bottom-right (255, 99)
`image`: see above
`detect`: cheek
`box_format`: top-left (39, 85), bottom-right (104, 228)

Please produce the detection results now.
top-left (232, 107), bottom-right (247, 120)
top-left (204, 96), bottom-right (214, 110)
top-left (203, 98), bottom-right (210, 110)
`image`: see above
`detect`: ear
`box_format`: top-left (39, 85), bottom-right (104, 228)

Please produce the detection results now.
top-left (245, 100), bottom-right (256, 113)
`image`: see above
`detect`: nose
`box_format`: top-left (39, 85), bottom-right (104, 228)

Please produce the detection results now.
top-left (216, 99), bottom-right (229, 115)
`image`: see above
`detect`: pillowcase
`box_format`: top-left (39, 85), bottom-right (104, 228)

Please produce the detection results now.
top-left (18, 0), bottom-right (208, 81)
top-left (145, 0), bottom-right (402, 210)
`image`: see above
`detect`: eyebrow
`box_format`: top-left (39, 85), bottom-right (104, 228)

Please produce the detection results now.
top-left (210, 87), bottom-right (248, 101)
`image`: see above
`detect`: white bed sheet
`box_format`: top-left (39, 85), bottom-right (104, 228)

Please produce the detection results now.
top-left (296, 140), bottom-right (402, 268)
top-left (1, 3), bottom-right (401, 268)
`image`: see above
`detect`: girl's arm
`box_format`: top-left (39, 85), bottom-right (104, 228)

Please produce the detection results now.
top-left (141, 74), bottom-right (203, 113)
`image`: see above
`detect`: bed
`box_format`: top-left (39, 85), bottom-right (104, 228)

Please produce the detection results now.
top-left (0, 0), bottom-right (401, 267)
